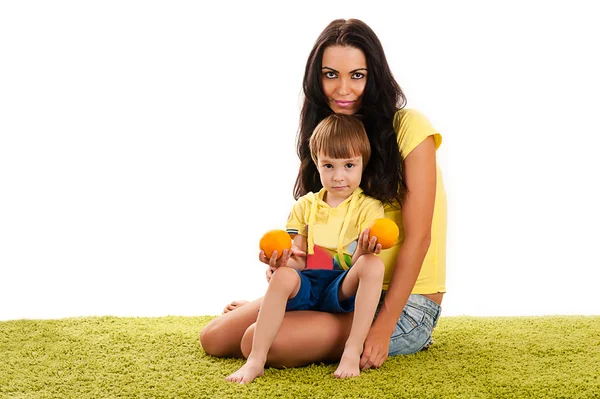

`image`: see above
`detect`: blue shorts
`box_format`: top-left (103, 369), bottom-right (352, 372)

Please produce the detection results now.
top-left (377, 293), bottom-right (442, 356)
top-left (286, 269), bottom-right (355, 313)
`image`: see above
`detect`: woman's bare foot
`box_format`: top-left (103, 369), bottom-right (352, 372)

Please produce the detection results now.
top-left (222, 300), bottom-right (249, 314)
top-left (225, 358), bottom-right (265, 384)
top-left (333, 346), bottom-right (362, 379)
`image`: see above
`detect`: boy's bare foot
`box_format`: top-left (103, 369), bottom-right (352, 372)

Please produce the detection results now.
top-left (225, 358), bottom-right (265, 384)
top-left (333, 346), bottom-right (362, 379)
top-left (222, 300), bottom-right (249, 314)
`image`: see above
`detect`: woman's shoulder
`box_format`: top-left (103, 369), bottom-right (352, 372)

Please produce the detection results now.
top-left (393, 108), bottom-right (435, 132)
top-left (393, 108), bottom-right (442, 157)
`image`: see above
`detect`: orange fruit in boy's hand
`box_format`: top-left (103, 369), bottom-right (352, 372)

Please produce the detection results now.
top-left (259, 229), bottom-right (292, 259)
top-left (368, 218), bottom-right (399, 249)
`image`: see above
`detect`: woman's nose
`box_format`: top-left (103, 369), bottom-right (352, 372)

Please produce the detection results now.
top-left (336, 78), bottom-right (350, 95)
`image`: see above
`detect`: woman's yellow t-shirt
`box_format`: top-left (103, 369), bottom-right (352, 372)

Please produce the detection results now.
top-left (378, 109), bottom-right (447, 293)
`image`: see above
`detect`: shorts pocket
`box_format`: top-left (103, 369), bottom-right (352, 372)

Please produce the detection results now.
top-left (398, 304), bottom-right (426, 334)
top-left (389, 305), bottom-right (434, 356)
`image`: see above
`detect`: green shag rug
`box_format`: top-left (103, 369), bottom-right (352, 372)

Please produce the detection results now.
top-left (1, 316), bottom-right (599, 399)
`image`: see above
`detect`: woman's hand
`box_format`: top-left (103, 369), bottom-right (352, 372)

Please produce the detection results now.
top-left (359, 324), bottom-right (391, 370)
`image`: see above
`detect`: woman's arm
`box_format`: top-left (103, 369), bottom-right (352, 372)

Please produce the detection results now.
top-left (360, 135), bottom-right (437, 369)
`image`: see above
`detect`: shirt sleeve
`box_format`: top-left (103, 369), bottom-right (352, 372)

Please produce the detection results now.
top-left (394, 109), bottom-right (442, 159)
top-left (286, 195), bottom-right (309, 236)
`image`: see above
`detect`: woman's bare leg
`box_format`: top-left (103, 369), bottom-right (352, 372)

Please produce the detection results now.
top-left (201, 287), bottom-right (355, 364)
top-left (334, 254), bottom-right (384, 378)
top-left (223, 300), bottom-right (249, 314)
top-left (241, 309), bottom-right (355, 368)
top-left (226, 267), bottom-right (301, 384)
top-left (200, 297), bottom-right (263, 358)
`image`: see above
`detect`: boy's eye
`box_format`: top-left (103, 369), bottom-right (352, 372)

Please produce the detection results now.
top-left (324, 164), bottom-right (333, 169)
top-left (345, 163), bottom-right (355, 168)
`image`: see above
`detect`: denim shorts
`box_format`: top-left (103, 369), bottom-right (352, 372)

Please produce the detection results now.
top-left (376, 293), bottom-right (442, 356)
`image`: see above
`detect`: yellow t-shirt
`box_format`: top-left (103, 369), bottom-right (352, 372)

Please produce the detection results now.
top-left (377, 109), bottom-right (447, 293)
top-left (286, 187), bottom-right (385, 270)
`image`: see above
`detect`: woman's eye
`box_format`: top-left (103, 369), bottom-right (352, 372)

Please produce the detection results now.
top-left (324, 72), bottom-right (337, 79)
top-left (351, 72), bottom-right (364, 79)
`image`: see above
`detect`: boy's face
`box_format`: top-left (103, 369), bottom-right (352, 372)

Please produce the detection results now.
top-left (316, 153), bottom-right (363, 203)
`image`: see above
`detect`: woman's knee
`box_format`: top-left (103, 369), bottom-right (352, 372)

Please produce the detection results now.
top-left (240, 323), bottom-right (255, 359)
top-left (200, 320), bottom-right (225, 357)
top-left (199, 317), bottom-right (242, 358)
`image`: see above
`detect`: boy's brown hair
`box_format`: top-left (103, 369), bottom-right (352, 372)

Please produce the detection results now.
top-left (309, 114), bottom-right (371, 166)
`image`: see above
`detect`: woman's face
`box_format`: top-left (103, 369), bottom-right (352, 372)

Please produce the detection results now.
top-left (321, 45), bottom-right (367, 115)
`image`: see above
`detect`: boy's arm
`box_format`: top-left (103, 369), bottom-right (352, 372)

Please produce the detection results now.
top-left (351, 202), bottom-right (386, 265)
top-left (350, 228), bottom-right (379, 265)
top-left (283, 234), bottom-right (307, 271)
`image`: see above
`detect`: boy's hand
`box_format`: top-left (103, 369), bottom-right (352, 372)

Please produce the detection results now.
top-left (356, 228), bottom-right (382, 256)
top-left (260, 252), bottom-right (282, 283)
top-left (259, 245), bottom-right (306, 267)
top-left (259, 248), bottom-right (291, 269)
top-left (265, 266), bottom-right (276, 282)
top-left (259, 244), bottom-right (307, 282)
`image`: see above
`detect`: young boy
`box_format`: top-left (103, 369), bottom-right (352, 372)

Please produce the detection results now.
top-left (226, 114), bottom-right (386, 383)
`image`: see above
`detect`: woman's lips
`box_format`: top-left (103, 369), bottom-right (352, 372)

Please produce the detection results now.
top-left (334, 100), bottom-right (354, 107)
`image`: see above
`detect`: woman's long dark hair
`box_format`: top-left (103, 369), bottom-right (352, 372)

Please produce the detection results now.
top-left (293, 18), bottom-right (407, 206)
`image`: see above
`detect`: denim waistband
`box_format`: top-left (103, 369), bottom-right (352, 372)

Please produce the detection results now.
top-left (406, 294), bottom-right (441, 322)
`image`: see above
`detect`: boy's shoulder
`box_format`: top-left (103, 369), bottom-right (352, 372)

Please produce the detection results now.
top-left (356, 189), bottom-right (382, 205)
top-left (293, 190), bottom-right (321, 207)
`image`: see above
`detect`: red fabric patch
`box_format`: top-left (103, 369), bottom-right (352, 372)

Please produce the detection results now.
top-left (305, 245), bottom-right (333, 270)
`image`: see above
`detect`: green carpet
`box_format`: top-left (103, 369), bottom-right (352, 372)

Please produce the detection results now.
top-left (1, 316), bottom-right (599, 399)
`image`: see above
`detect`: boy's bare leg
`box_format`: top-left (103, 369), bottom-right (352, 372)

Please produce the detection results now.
top-left (226, 267), bottom-right (301, 384)
top-left (334, 254), bottom-right (384, 378)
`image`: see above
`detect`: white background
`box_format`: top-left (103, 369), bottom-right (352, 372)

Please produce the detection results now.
top-left (1, 1), bottom-right (599, 321)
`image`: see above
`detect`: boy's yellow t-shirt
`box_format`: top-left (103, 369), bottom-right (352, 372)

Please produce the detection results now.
top-left (378, 109), bottom-right (447, 293)
top-left (286, 187), bottom-right (385, 270)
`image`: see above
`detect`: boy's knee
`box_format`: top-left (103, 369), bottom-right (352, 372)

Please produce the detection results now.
top-left (355, 254), bottom-right (385, 279)
top-left (270, 266), bottom-right (300, 291)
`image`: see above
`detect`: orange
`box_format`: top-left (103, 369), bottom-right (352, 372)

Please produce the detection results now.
top-left (368, 218), bottom-right (399, 249)
top-left (259, 229), bottom-right (292, 259)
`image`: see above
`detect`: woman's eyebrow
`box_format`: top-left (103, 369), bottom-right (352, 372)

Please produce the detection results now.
top-left (321, 66), bottom-right (368, 73)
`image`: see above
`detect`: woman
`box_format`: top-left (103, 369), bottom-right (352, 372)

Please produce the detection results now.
top-left (200, 18), bottom-right (446, 371)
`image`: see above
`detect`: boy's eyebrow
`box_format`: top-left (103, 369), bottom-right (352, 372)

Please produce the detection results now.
top-left (321, 66), bottom-right (368, 73)
top-left (319, 156), bottom-right (362, 162)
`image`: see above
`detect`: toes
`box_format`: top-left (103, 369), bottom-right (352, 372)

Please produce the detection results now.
top-left (226, 373), bottom-right (243, 383)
